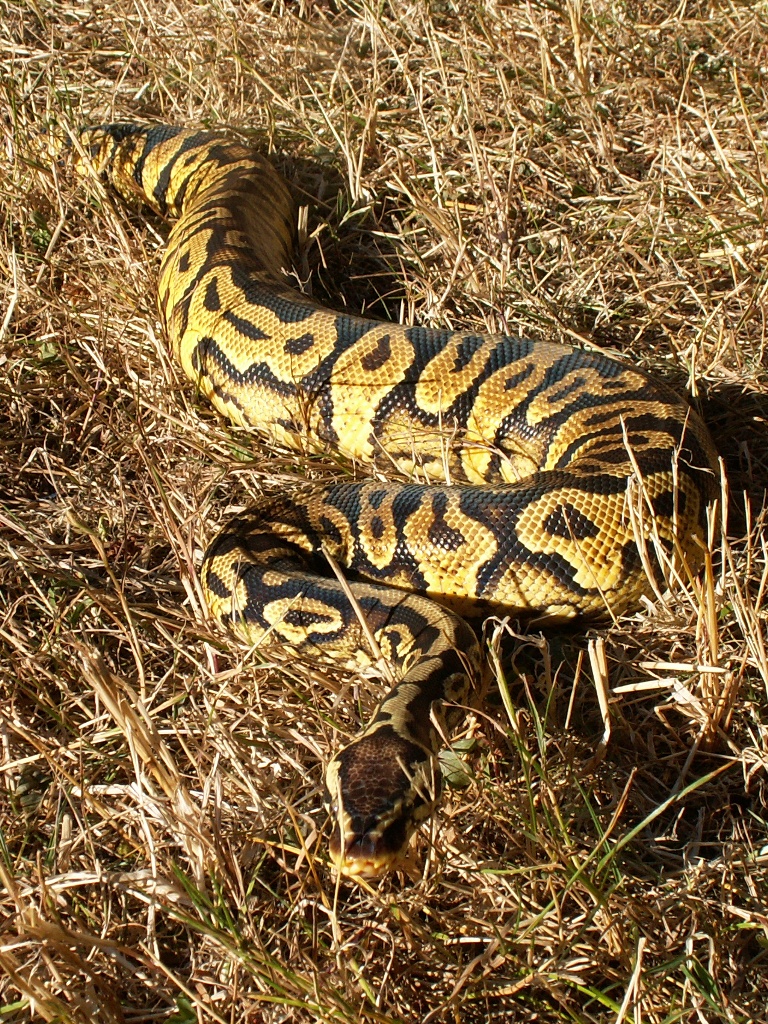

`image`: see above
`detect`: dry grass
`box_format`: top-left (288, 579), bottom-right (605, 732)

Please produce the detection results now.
top-left (2, 0), bottom-right (768, 1020)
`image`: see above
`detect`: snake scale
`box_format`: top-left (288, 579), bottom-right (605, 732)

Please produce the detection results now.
top-left (76, 123), bottom-right (719, 876)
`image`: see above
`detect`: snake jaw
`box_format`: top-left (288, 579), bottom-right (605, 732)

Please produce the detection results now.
top-left (328, 811), bottom-right (410, 878)
top-left (327, 799), bottom-right (433, 878)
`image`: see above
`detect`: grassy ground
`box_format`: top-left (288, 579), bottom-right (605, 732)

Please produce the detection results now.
top-left (2, 1), bottom-right (768, 1021)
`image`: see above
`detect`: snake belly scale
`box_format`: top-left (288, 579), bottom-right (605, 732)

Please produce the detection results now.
top-left (76, 123), bottom-right (719, 876)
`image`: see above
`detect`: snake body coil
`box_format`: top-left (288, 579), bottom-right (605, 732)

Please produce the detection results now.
top-left (78, 123), bottom-right (718, 875)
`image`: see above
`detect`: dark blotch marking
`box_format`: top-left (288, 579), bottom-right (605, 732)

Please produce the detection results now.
top-left (204, 277), bottom-right (221, 312)
top-left (319, 515), bottom-right (343, 547)
top-left (116, 124), bottom-right (185, 193)
top-left (428, 519), bottom-right (465, 552)
top-left (652, 489), bottom-right (686, 519)
top-left (204, 568), bottom-right (231, 599)
top-left (504, 364), bottom-right (536, 391)
top-left (621, 537), bottom-right (642, 575)
top-left (370, 515), bottom-right (386, 541)
top-left (453, 334), bottom-right (484, 372)
top-left (283, 608), bottom-right (334, 628)
top-left (178, 250), bottom-right (190, 274)
top-left (544, 505), bottom-right (600, 541)
top-left (222, 308), bottom-right (268, 341)
top-left (325, 482), bottom-right (363, 526)
top-left (191, 336), bottom-right (294, 394)
top-left (334, 314), bottom-right (378, 348)
top-left (284, 332), bottom-right (314, 356)
top-left (404, 625), bottom-right (445, 667)
top-left (145, 129), bottom-right (211, 211)
top-left (548, 376), bottom-right (586, 403)
top-left (427, 492), bottom-right (465, 552)
top-left (391, 485), bottom-right (427, 525)
top-left (361, 333), bottom-right (391, 372)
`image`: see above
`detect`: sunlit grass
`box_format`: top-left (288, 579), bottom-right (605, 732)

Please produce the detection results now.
top-left (1, 0), bottom-right (767, 1020)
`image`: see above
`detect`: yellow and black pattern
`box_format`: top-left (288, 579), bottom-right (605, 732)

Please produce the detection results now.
top-left (77, 123), bottom-right (719, 875)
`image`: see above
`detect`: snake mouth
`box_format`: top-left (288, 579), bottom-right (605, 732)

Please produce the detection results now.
top-left (329, 815), bottom-right (411, 877)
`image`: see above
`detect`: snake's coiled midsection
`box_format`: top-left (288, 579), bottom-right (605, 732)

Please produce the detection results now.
top-left (76, 123), bottom-right (719, 875)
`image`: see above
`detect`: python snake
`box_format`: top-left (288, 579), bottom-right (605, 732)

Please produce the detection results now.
top-left (75, 123), bottom-right (718, 876)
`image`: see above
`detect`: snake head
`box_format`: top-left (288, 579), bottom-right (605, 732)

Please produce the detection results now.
top-left (325, 726), bottom-right (438, 877)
